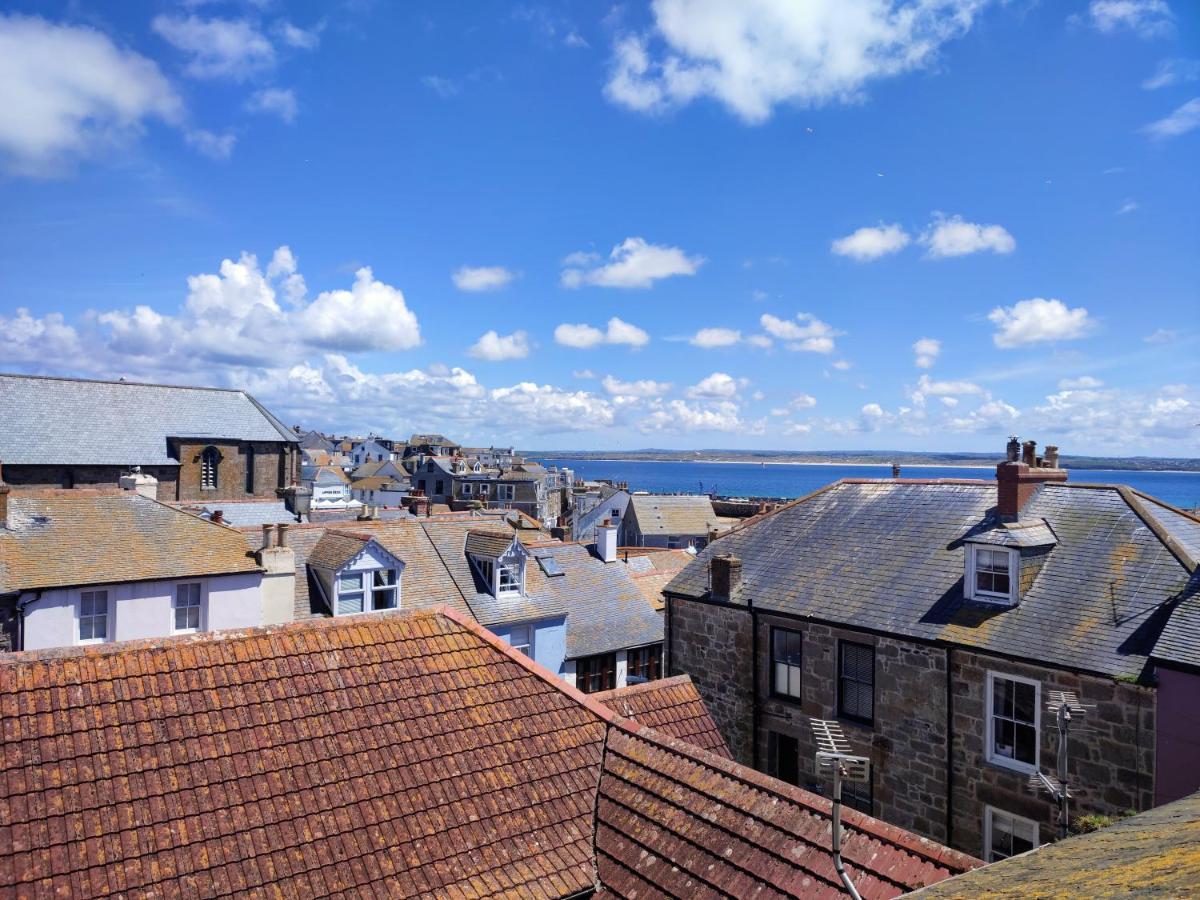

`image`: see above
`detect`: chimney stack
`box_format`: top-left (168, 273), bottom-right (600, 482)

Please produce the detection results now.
top-left (0, 459), bottom-right (9, 529)
top-left (996, 436), bottom-right (1068, 520)
top-left (710, 554), bottom-right (742, 602)
top-left (596, 518), bottom-right (618, 563)
top-left (891, 462), bottom-right (901, 479)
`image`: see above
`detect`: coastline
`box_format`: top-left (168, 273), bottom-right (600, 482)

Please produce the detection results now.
top-left (534, 456), bottom-right (1197, 475)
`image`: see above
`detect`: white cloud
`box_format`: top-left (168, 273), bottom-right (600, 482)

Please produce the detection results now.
top-left (489, 382), bottom-right (615, 432)
top-left (988, 298), bottom-right (1095, 348)
top-left (1030, 383), bottom-right (1198, 449)
top-left (790, 393), bottom-right (817, 409)
top-left (746, 334), bottom-right (774, 349)
top-left (689, 327), bottom-right (741, 348)
top-left (1086, 1), bottom-right (1173, 38)
top-left (468, 330), bottom-right (530, 361)
top-left (759, 313), bottom-right (841, 353)
top-left (152, 15), bottom-right (275, 80)
top-left (831, 359), bottom-right (853, 371)
top-left (246, 88), bottom-right (298, 123)
top-left (560, 236), bottom-right (703, 288)
top-left (1144, 328), bottom-right (1177, 344)
top-left (421, 75), bottom-right (460, 98)
top-left (275, 20), bottom-right (321, 50)
top-left (946, 398), bottom-right (1020, 432)
top-left (1144, 97), bottom-right (1200, 140)
top-left (604, 0), bottom-right (989, 124)
top-left (831, 223), bottom-right (910, 261)
top-left (782, 421), bottom-right (812, 435)
top-left (452, 265), bottom-right (515, 292)
top-left (1059, 375), bottom-right (1104, 389)
top-left (638, 400), bottom-right (754, 434)
top-left (601, 375), bottom-right (673, 398)
top-left (0, 308), bottom-right (84, 364)
top-left (1143, 58), bottom-right (1200, 89)
top-left (1116, 199), bottom-right (1139, 215)
top-left (298, 267), bottom-right (421, 353)
top-left (573, 369), bottom-right (596, 379)
top-left (919, 214), bottom-right (1015, 258)
top-left (940, 396), bottom-right (959, 408)
top-left (913, 337), bottom-right (941, 368)
top-left (686, 372), bottom-right (747, 400)
top-left (554, 317), bottom-right (649, 349)
top-left (185, 128), bottom-right (236, 160)
top-left (0, 15), bottom-right (182, 177)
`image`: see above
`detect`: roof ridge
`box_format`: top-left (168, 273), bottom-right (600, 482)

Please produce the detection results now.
top-left (1114, 485), bottom-right (1198, 572)
top-left (592, 674), bottom-right (693, 702)
top-left (0, 371), bottom-right (245, 394)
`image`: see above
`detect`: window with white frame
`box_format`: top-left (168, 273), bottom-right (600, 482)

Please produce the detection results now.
top-left (337, 572), bottom-right (365, 615)
top-left (986, 672), bottom-right (1039, 771)
top-left (479, 484), bottom-right (489, 497)
top-left (370, 569), bottom-right (398, 609)
top-left (984, 806), bottom-right (1039, 862)
top-left (967, 545), bottom-right (1017, 603)
top-left (78, 590), bottom-right (109, 643)
top-left (509, 624), bottom-right (533, 657)
top-left (462, 483), bottom-right (473, 495)
top-left (336, 569), bottom-right (399, 615)
top-left (497, 484), bottom-right (515, 501)
top-left (173, 583), bottom-right (203, 633)
top-left (771, 627), bottom-right (803, 699)
top-left (498, 562), bottom-right (521, 595)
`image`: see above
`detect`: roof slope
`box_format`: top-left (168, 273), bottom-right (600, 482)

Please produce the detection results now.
top-left (0, 607), bottom-right (977, 898)
top-left (596, 728), bottom-right (979, 899)
top-left (0, 610), bottom-right (608, 898)
top-left (666, 481), bottom-right (1194, 678)
top-left (1, 490), bottom-right (260, 592)
top-left (913, 790), bottom-right (1200, 898)
top-left (630, 494), bottom-right (719, 536)
top-left (0, 373), bottom-right (297, 466)
top-left (594, 675), bottom-right (731, 758)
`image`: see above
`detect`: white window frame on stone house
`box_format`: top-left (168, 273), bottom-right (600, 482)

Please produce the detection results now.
top-left (172, 581), bottom-right (206, 634)
top-left (965, 544), bottom-right (1018, 604)
top-left (985, 670), bottom-right (1041, 774)
top-left (497, 484), bottom-right (515, 502)
top-left (983, 805), bottom-right (1039, 863)
top-left (76, 588), bottom-right (112, 645)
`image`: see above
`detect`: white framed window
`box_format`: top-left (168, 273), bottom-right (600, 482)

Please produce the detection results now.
top-left (370, 569), bottom-right (398, 610)
top-left (509, 624), bottom-right (533, 657)
top-left (78, 590), bottom-right (109, 644)
top-left (983, 806), bottom-right (1039, 862)
top-left (498, 562), bottom-right (521, 596)
top-left (462, 483), bottom-right (473, 495)
top-left (966, 545), bottom-right (1018, 603)
top-left (986, 671), bottom-right (1040, 773)
top-left (337, 572), bottom-right (365, 615)
top-left (336, 569), bottom-right (399, 615)
top-left (479, 484), bottom-right (489, 497)
top-left (173, 583), bottom-right (203, 633)
top-left (497, 484), bottom-right (515, 501)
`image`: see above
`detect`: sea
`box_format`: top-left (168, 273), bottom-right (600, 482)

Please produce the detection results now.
top-left (531, 458), bottom-right (1200, 510)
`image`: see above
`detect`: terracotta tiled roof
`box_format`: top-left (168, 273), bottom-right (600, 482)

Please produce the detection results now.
top-left (594, 675), bottom-right (731, 758)
top-left (0, 608), bottom-right (978, 897)
top-left (0, 490), bottom-right (260, 593)
top-left (596, 727), bottom-right (980, 898)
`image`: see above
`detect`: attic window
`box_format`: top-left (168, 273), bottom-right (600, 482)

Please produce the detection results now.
top-left (535, 555), bottom-right (564, 577)
top-left (336, 568), bottom-right (400, 615)
top-left (498, 563), bottom-right (521, 595)
top-left (966, 545), bottom-right (1018, 604)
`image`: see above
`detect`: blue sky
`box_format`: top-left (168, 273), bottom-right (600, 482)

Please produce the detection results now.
top-left (0, 1), bottom-right (1197, 454)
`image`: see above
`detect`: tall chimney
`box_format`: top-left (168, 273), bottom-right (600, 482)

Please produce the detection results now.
top-left (1006, 435), bottom-right (1020, 463)
top-left (997, 437), bottom-right (1067, 519)
top-left (0, 459), bottom-right (9, 529)
top-left (277, 522), bottom-right (289, 547)
top-left (261, 523), bottom-right (276, 550)
top-left (596, 519), bottom-right (618, 563)
top-left (710, 554), bottom-right (742, 602)
top-left (891, 462), bottom-right (901, 479)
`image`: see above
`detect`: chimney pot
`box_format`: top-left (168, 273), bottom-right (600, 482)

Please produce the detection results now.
top-left (262, 523), bottom-right (275, 549)
top-left (1006, 436), bottom-right (1020, 463)
top-left (710, 554), bottom-right (742, 602)
top-left (277, 523), bottom-right (289, 547)
top-left (211, 509), bottom-right (224, 525)
top-left (1021, 440), bottom-right (1037, 467)
top-left (891, 462), bottom-right (901, 479)
top-left (1044, 445), bottom-right (1060, 468)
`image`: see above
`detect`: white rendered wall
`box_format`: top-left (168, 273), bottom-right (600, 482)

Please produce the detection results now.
top-left (22, 572), bottom-right (263, 651)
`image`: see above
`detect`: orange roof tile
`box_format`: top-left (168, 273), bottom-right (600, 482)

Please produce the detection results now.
top-left (594, 675), bottom-right (731, 758)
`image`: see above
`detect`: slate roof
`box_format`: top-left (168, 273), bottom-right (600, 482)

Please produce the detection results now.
top-left (594, 675), bottom-right (731, 758)
top-left (0, 490), bottom-right (260, 593)
top-left (306, 530), bottom-right (373, 571)
top-left (0, 607), bottom-right (978, 898)
top-left (351, 475), bottom-right (408, 492)
top-left (665, 480), bottom-right (1198, 679)
top-left (0, 373), bottom-right (297, 466)
top-left (464, 528), bottom-right (517, 558)
top-left (963, 518), bottom-right (1058, 548)
top-left (913, 790), bottom-right (1200, 898)
top-left (178, 500), bottom-right (304, 527)
top-left (629, 494), bottom-right (720, 536)
top-left (623, 548), bottom-right (694, 611)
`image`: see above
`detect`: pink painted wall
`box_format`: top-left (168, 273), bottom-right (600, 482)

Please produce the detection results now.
top-left (1156, 666), bottom-right (1200, 806)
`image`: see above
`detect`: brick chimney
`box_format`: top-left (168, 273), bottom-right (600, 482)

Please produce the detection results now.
top-left (996, 436), bottom-right (1067, 520)
top-left (0, 459), bottom-right (9, 529)
top-left (710, 553), bottom-right (742, 602)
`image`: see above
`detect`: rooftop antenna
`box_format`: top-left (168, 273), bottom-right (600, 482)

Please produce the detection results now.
top-left (1027, 690), bottom-right (1091, 839)
top-left (810, 718), bottom-right (870, 900)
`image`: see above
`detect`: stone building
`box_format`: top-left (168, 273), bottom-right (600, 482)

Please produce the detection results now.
top-left (663, 438), bottom-right (1200, 863)
top-left (0, 373), bottom-right (300, 501)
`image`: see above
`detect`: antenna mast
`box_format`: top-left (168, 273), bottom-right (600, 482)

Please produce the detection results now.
top-left (810, 718), bottom-right (870, 900)
top-left (1028, 690), bottom-right (1091, 839)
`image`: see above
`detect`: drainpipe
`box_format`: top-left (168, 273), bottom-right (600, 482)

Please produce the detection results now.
top-left (945, 645), bottom-right (955, 846)
top-left (15, 590), bottom-right (41, 652)
top-left (831, 763), bottom-right (864, 900)
top-left (749, 595), bottom-right (761, 771)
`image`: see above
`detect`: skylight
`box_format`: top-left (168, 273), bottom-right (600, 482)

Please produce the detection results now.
top-left (536, 555), bottom-right (565, 577)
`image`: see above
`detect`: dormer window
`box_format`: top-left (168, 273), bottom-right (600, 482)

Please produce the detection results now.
top-left (966, 545), bottom-right (1017, 604)
top-left (498, 562), bottom-right (521, 595)
top-left (466, 528), bottom-right (527, 598)
top-left (309, 532), bottom-right (406, 616)
top-left (336, 568), bottom-right (399, 614)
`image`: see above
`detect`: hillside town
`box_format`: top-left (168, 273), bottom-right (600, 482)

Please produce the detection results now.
top-left (1, 372), bottom-right (1198, 897)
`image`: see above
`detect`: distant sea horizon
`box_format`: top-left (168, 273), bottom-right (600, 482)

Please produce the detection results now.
top-left (531, 457), bottom-right (1200, 510)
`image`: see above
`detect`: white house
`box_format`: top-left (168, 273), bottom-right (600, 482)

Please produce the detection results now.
top-left (0, 475), bottom-right (294, 652)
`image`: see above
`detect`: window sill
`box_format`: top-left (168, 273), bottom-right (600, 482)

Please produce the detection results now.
top-left (837, 714), bottom-right (875, 730)
top-left (968, 593), bottom-right (1016, 606)
top-left (769, 691), bottom-right (805, 707)
top-left (77, 638), bottom-right (109, 646)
